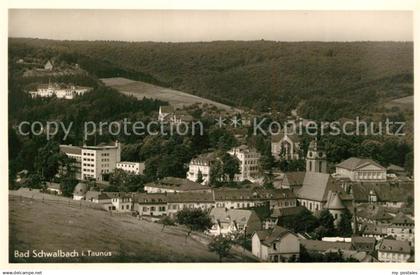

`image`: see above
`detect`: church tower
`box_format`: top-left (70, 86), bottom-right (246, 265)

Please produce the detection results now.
top-left (306, 139), bottom-right (327, 173)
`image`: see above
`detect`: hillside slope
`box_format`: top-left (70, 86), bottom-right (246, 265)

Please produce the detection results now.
top-left (101, 77), bottom-right (240, 111)
top-left (9, 195), bottom-right (253, 263)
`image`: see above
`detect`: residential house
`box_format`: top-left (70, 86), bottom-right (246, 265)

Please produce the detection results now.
top-left (300, 239), bottom-right (352, 254)
top-left (116, 161), bottom-right (145, 175)
top-left (350, 182), bottom-right (413, 208)
top-left (387, 212), bottom-right (414, 246)
top-left (228, 145), bottom-right (261, 182)
top-left (355, 204), bottom-right (393, 225)
top-left (107, 192), bottom-right (133, 212)
top-left (361, 223), bottom-right (388, 241)
top-left (186, 152), bottom-right (217, 185)
top-left (377, 239), bottom-right (411, 263)
top-left (209, 208), bottom-right (262, 236)
top-left (166, 192), bottom-right (214, 217)
top-left (252, 226), bottom-right (300, 262)
top-left (134, 193), bottom-right (168, 217)
top-left (335, 157), bottom-right (386, 182)
top-left (351, 236), bottom-right (376, 253)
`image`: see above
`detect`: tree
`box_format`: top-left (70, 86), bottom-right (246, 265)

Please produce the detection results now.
top-left (108, 169), bottom-right (148, 192)
top-left (337, 208), bottom-right (353, 237)
top-left (176, 208), bottom-right (213, 237)
top-left (34, 141), bottom-right (62, 181)
top-left (26, 173), bottom-right (44, 189)
top-left (60, 177), bottom-right (79, 197)
top-left (209, 160), bottom-right (224, 187)
top-left (159, 216), bottom-right (175, 232)
top-left (279, 208), bottom-right (319, 233)
top-left (208, 235), bottom-right (233, 262)
top-left (318, 209), bottom-right (336, 236)
top-left (221, 153), bottom-right (240, 182)
top-left (196, 170), bottom-right (204, 184)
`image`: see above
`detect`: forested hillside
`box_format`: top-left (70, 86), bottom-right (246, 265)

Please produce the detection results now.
top-left (9, 38), bottom-right (413, 120)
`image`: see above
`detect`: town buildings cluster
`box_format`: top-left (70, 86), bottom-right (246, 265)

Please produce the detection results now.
top-left (29, 82), bottom-right (92, 100)
top-left (53, 127), bottom-right (415, 262)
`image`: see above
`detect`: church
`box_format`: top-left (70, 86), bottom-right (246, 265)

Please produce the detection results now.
top-left (296, 140), bottom-right (348, 224)
top-left (271, 131), bottom-right (302, 160)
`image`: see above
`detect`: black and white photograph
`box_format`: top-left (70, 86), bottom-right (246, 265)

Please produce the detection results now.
top-left (3, 2), bottom-right (418, 272)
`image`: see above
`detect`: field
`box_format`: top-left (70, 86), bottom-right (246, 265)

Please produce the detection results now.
top-left (385, 95), bottom-right (414, 110)
top-left (9, 195), bottom-right (255, 263)
top-left (100, 77), bottom-right (240, 112)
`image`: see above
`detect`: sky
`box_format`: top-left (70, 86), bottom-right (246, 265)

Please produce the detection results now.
top-left (8, 10), bottom-right (413, 42)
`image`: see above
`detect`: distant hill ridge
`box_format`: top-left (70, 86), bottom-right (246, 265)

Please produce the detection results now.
top-left (9, 38), bottom-right (413, 120)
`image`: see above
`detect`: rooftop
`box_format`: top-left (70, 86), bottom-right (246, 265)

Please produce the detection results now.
top-left (145, 177), bottom-right (211, 192)
top-left (255, 226), bottom-right (293, 246)
top-left (298, 172), bottom-right (342, 202)
top-left (378, 239), bottom-right (411, 254)
top-left (300, 239), bottom-right (353, 252)
top-left (336, 157), bottom-right (384, 171)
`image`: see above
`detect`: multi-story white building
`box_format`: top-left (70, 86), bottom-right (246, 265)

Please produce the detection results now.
top-left (29, 83), bottom-right (91, 100)
top-left (335, 157), bottom-right (386, 182)
top-left (228, 145), bottom-right (261, 182)
top-left (60, 141), bottom-right (121, 181)
top-left (116, 161), bottom-right (145, 175)
top-left (186, 152), bottom-right (217, 185)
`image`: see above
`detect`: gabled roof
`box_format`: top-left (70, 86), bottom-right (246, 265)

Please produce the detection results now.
top-left (351, 182), bottom-right (413, 203)
top-left (336, 157), bottom-right (384, 171)
top-left (378, 239), bottom-right (411, 254)
top-left (298, 172), bottom-right (341, 202)
top-left (255, 226), bottom-right (293, 246)
top-left (325, 191), bottom-right (346, 210)
top-left (284, 172), bottom-right (306, 186)
top-left (210, 208), bottom-right (257, 226)
top-left (190, 152), bottom-right (217, 165)
top-left (300, 239), bottom-right (352, 252)
top-left (271, 131), bottom-right (301, 143)
top-left (387, 164), bottom-right (405, 172)
top-left (361, 223), bottom-right (387, 236)
top-left (133, 193), bottom-right (167, 204)
top-left (351, 236), bottom-right (376, 251)
top-left (390, 212), bottom-right (414, 225)
top-left (214, 188), bottom-right (296, 201)
top-left (167, 192), bottom-right (214, 203)
top-left (356, 205), bottom-right (393, 221)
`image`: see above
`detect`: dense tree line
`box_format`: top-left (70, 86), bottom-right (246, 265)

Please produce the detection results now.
top-left (9, 38), bottom-right (413, 119)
